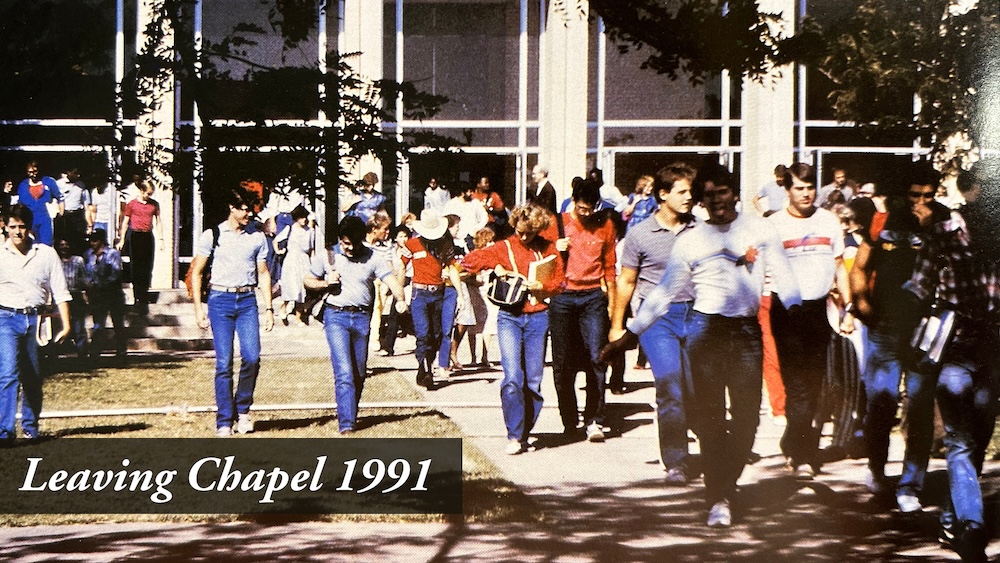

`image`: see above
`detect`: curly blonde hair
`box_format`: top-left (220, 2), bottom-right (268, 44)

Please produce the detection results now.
top-left (509, 204), bottom-right (551, 234)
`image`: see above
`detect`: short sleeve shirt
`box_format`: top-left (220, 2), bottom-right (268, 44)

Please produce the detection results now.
top-left (308, 246), bottom-right (393, 308)
top-left (620, 215), bottom-right (696, 307)
top-left (195, 222), bottom-right (268, 288)
top-left (124, 199), bottom-right (159, 232)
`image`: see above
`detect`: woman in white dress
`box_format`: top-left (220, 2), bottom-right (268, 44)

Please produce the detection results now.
top-left (274, 205), bottom-right (314, 323)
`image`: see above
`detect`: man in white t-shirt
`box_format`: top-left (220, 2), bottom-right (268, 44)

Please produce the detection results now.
top-left (442, 183), bottom-right (488, 251)
top-left (767, 165), bottom-right (854, 480)
top-left (604, 163), bottom-right (801, 529)
top-left (753, 164), bottom-right (788, 217)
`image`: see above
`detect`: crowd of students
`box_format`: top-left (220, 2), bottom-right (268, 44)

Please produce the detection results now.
top-left (2, 157), bottom-right (999, 559)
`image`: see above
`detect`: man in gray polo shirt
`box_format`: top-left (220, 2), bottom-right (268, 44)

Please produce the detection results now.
top-left (610, 162), bottom-right (698, 485)
top-left (190, 188), bottom-right (273, 437)
top-left (304, 216), bottom-right (406, 434)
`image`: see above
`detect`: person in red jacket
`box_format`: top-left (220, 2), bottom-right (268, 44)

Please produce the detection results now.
top-left (551, 179), bottom-right (618, 442)
top-left (462, 205), bottom-right (565, 455)
top-left (401, 209), bottom-right (462, 389)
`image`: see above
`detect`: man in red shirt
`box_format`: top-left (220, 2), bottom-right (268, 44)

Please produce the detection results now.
top-left (551, 179), bottom-right (617, 442)
top-left (472, 176), bottom-right (507, 231)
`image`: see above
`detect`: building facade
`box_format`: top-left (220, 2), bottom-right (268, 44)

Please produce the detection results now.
top-left (0, 0), bottom-right (929, 289)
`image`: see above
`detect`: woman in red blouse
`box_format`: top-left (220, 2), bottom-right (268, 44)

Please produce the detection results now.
top-left (116, 181), bottom-right (162, 313)
top-left (401, 210), bottom-right (462, 389)
top-left (462, 205), bottom-right (565, 455)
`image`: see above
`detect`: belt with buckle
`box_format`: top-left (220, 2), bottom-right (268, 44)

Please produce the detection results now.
top-left (329, 304), bottom-right (370, 313)
top-left (0, 304), bottom-right (41, 315)
top-left (210, 285), bottom-right (256, 294)
top-left (412, 282), bottom-right (443, 292)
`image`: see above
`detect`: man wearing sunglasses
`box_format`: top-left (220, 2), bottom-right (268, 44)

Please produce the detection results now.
top-left (849, 161), bottom-right (951, 514)
top-left (189, 188), bottom-right (274, 437)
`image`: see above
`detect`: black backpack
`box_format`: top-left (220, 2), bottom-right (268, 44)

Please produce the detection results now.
top-left (184, 226), bottom-right (220, 303)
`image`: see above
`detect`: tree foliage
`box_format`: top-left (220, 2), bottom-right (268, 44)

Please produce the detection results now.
top-left (129, 0), bottom-right (459, 209)
top-left (816, 0), bottom-right (997, 168)
top-left (588, 0), bottom-right (792, 85)
top-left (585, 0), bottom-right (999, 167)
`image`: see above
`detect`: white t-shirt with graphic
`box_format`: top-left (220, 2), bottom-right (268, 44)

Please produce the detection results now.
top-left (768, 207), bottom-right (844, 301)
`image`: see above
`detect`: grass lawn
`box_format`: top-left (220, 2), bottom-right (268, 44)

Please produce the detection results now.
top-left (0, 355), bottom-right (540, 526)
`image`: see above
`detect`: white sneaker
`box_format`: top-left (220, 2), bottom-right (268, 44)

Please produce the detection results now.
top-left (505, 439), bottom-right (524, 455)
top-left (585, 422), bottom-right (606, 443)
top-left (237, 413), bottom-right (254, 434)
top-left (794, 464), bottom-right (816, 480)
top-left (896, 493), bottom-right (922, 513)
top-left (865, 470), bottom-right (887, 496)
top-left (707, 499), bottom-right (732, 528)
top-left (216, 426), bottom-right (232, 437)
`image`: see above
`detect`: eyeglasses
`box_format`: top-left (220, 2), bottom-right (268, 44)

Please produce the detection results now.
top-left (908, 191), bottom-right (934, 200)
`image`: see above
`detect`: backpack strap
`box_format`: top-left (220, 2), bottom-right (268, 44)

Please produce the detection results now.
top-left (504, 239), bottom-right (520, 276)
top-left (555, 213), bottom-right (569, 268)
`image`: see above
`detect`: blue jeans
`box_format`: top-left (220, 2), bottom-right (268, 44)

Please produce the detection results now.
top-left (862, 322), bottom-right (933, 492)
top-left (639, 301), bottom-right (699, 471)
top-left (0, 310), bottom-right (43, 439)
top-left (67, 293), bottom-right (89, 357)
top-left (323, 307), bottom-right (371, 431)
top-left (90, 289), bottom-right (127, 356)
top-left (936, 359), bottom-right (996, 527)
top-left (411, 287), bottom-right (442, 372)
top-left (411, 286), bottom-right (458, 371)
top-left (497, 309), bottom-right (548, 442)
top-left (687, 313), bottom-right (763, 505)
top-left (207, 290), bottom-right (261, 429)
top-left (549, 289), bottom-right (608, 429)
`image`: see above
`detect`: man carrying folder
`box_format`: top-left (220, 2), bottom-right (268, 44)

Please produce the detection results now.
top-left (550, 179), bottom-right (617, 442)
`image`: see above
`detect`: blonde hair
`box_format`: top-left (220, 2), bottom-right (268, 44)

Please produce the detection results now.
top-left (508, 204), bottom-right (551, 234)
top-left (473, 226), bottom-right (496, 249)
top-left (634, 175), bottom-right (654, 194)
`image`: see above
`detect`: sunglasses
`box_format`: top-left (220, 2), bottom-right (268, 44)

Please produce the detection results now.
top-left (908, 191), bottom-right (934, 200)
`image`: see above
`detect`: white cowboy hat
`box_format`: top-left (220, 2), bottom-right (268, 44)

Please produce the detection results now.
top-left (412, 209), bottom-right (448, 240)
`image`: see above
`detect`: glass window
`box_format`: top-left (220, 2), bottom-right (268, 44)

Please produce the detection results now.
top-left (200, 0), bottom-right (322, 120)
top-left (0, 0), bottom-right (116, 119)
top-left (402, 0), bottom-right (521, 121)
top-left (603, 39), bottom-right (720, 121)
top-left (612, 152), bottom-right (719, 194)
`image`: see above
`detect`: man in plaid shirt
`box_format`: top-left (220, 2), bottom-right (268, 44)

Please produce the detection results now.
top-left (899, 167), bottom-right (1000, 562)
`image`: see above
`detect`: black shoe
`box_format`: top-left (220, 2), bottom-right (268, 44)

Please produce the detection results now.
top-left (939, 521), bottom-right (956, 549)
top-left (416, 368), bottom-right (431, 388)
top-left (955, 521), bottom-right (988, 563)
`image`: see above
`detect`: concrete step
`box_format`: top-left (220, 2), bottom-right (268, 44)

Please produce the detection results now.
top-left (128, 325), bottom-right (208, 339)
top-left (130, 336), bottom-right (215, 353)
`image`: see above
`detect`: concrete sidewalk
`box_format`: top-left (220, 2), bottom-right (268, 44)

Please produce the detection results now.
top-left (2, 331), bottom-right (998, 561)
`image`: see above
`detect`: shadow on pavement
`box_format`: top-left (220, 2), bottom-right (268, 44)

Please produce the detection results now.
top-left (4, 467), bottom-right (997, 561)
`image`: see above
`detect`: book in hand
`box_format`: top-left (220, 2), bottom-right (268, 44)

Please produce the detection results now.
top-left (526, 254), bottom-right (557, 305)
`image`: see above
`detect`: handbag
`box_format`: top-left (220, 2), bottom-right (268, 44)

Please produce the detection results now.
top-left (486, 240), bottom-right (529, 307)
top-left (910, 302), bottom-right (957, 366)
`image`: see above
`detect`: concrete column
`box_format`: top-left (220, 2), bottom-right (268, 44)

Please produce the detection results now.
top-left (539, 1), bottom-right (589, 202)
top-left (137, 0), bottom-right (176, 290)
top-left (740, 0), bottom-right (796, 201)
top-left (340, 0), bottom-right (385, 188)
